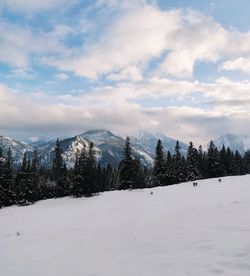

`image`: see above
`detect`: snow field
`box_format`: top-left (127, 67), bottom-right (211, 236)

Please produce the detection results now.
top-left (1, 175), bottom-right (250, 276)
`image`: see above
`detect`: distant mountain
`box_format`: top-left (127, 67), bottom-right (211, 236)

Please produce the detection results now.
top-left (26, 130), bottom-right (153, 168)
top-left (213, 134), bottom-right (250, 155)
top-left (27, 137), bottom-right (56, 148)
top-left (30, 135), bottom-right (99, 168)
top-left (132, 131), bottom-right (188, 156)
top-left (2, 130), bottom-right (249, 168)
top-left (0, 136), bottom-right (34, 163)
top-left (81, 130), bottom-right (154, 167)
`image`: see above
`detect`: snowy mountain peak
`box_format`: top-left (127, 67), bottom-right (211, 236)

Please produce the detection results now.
top-left (62, 136), bottom-right (101, 168)
top-left (213, 134), bottom-right (246, 155)
top-left (81, 129), bottom-right (122, 146)
top-left (133, 131), bottom-right (188, 155)
top-left (0, 135), bottom-right (34, 162)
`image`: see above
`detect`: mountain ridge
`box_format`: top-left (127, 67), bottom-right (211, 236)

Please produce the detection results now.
top-left (1, 130), bottom-right (249, 167)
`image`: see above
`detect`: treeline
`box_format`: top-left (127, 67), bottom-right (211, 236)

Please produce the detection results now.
top-left (1, 137), bottom-right (250, 208)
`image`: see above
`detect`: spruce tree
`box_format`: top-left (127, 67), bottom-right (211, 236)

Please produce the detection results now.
top-left (164, 151), bottom-right (173, 185)
top-left (206, 141), bottom-right (219, 178)
top-left (172, 141), bottom-right (185, 183)
top-left (71, 154), bottom-right (84, 197)
top-left (186, 142), bottom-right (200, 181)
top-left (243, 150), bottom-right (250, 174)
top-left (52, 139), bottom-right (68, 197)
top-left (31, 150), bottom-right (40, 201)
top-left (0, 148), bottom-right (15, 207)
top-left (153, 139), bottom-right (165, 186)
top-left (0, 147), bottom-right (6, 207)
top-left (86, 142), bottom-right (97, 194)
top-left (15, 153), bottom-right (38, 205)
top-left (118, 137), bottom-right (135, 190)
top-left (226, 147), bottom-right (234, 175)
top-left (132, 158), bottom-right (146, 189)
top-left (218, 145), bottom-right (227, 176)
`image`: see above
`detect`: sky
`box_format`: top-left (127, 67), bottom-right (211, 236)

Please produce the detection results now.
top-left (0, 0), bottom-right (250, 146)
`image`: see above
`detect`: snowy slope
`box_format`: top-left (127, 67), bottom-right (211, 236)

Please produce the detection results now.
top-left (1, 175), bottom-right (250, 276)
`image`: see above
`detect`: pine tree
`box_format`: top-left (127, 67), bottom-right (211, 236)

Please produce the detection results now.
top-left (234, 150), bottom-right (243, 175)
top-left (172, 141), bottom-right (185, 183)
top-left (53, 139), bottom-right (64, 179)
top-left (225, 147), bottom-right (234, 175)
top-left (206, 141), bottom-right (219, 178)
top-left (15, 153), bottom-right (38, 205)
top-left (96, 163), bottom-right (104, 192)
top-left (71, 153), bottom-right (84, 197)
top-left (218, 145), bottom-right (227, 176)
top-left (30, 150), bottom-right (40, 202)
top-left (118, 137), bottom-right (135, 190)
top-left (86, 142), bottom-right (97, 194)
top-left (0, 147), bottom-right (6, 207)
top-left (186, 142), bottom-right (200, 181)
top-left (71, 145), bottom-right (95, 197)
top-left (153, 139), bottom-right (165, 186)
top-left (132, 158), bottom-right (146, 189)
top-left (243, 150), bottom-right (250, 174)
top-left (103, 164), bottom-right (115, 191)
top-left (163, 151), bottom-right (173, 185)
top-left (52, 139), bottom-right (68, 197)
top-left (0, 148), bottom-right (15, 207)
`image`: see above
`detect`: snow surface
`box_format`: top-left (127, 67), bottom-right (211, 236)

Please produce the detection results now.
top-left (1, 175), bottom-right (250, 276)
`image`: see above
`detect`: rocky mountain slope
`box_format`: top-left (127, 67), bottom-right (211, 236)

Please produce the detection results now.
top-left (1, 131), bottom-right (249, 167)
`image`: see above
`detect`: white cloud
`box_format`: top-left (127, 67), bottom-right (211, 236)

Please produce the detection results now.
top-left (46, 6), bottom-right (182, 79)
top-left (2, 2), bottom-right (250, 81)
top-left (220, 57), bottom-right (250, 74)
top-left (0, 21), bottom-right (71, 68)
top-left (1, 76), bottom-right (250, 145)
top-left (55, 73), bottom-right (69, 81)
top-left (108, 66), bottom-right (143, 81)
top-left (45, 5), bottom-right (250, 80)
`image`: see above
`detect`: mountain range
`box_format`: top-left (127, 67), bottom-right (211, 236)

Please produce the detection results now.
top-left (0, 131), bottom-right (249, 167)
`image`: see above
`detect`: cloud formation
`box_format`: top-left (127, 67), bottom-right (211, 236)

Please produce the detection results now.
top-left (0, 21), bottom-right (71, 68)
top-left (1, 76), bottom-right (250, 145)
top-left (221, 57), bottom-right (250, 74)
top-left (0, 0), bottom-right (250, 144)
top-left (45, 6), bottom-right (250, 80)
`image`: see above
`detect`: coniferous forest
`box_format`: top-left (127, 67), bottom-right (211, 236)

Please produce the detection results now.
top-left (1, 137), bottom-right (250, 208)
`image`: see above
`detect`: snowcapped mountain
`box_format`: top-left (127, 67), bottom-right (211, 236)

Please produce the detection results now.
top-left (24, 129), bottom-right (154, 168)
top-left (2, 130), bottom-right (250, 167)
top-left (62, 136), bottom-right (101, 168)
top-left (0, 130), bottom-right (189, 167)
top-left (132, 131), bottom-right (188, 156)
top-left (81, 130), bottom-right (154, 167)
top-left (213, 134), bottom-right (249, 155)
top-left (31, 135), bottom-right (100, 168)
top-left (0, 136), bottom-right (34, 163)
top-left (81, 130), bottom-right (122, 146)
